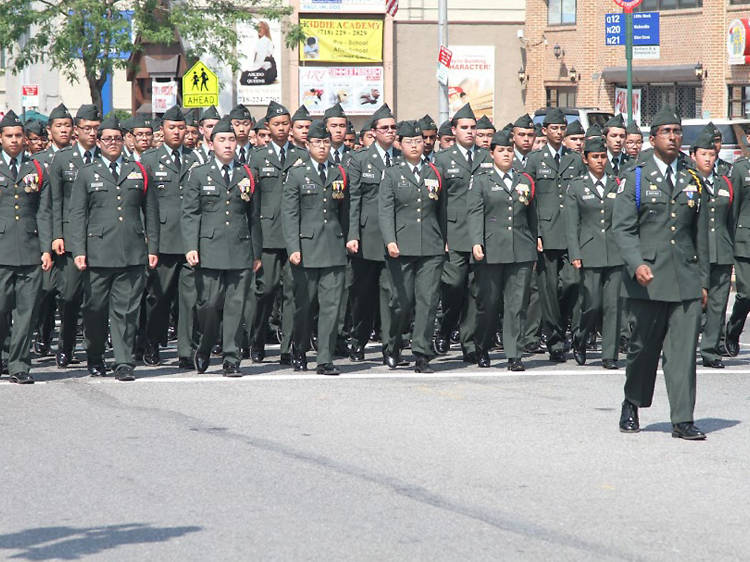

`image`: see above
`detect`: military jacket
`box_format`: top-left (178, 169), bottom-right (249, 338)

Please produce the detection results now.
top-left (467, 168), bottom-right (537, 264)
top-left (34, 145), bottom-right (59, 169)
top-left (605, 152), bottom-right (630, 178)
top-left (699, 174), bottom-right (734, 265)
top-left (68, 158), bottom-right (159, 267)
top-left (0, 154), bottom-right (53, 266)
top-left (347, 143), bottom-right (401, 261)
top-left (433, 145), bottom-right (493, 253)
top-left (48, 145), bottom-right (99, 244)
top-left (730, 157), bottom-right (750, 258)
top-left (249, 142), bottom-right (308, 251)
top-left (613, 155), bottom-right (708, 302)
top-left (379, 160), bottom-right (446, 257)
top-left (282, 158), bottom-right (347, 268)
top-left (524, 145), bottom-right (585, 250)
top-left (565, 174), bottom-right (624, 268)
top-left (182, 161), bottom-right (261, 270)
top-left (140, 145), bottom-right (197, 255)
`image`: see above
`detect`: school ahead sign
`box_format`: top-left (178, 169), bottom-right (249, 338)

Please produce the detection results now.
top-left (182, 61), bottom-right (218, 108)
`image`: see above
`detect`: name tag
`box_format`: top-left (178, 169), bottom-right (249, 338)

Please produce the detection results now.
top-left (480, 162), bottom-right (492, 168)
top-left (582, 194), bottom-right (595, 200)
top-left (682, 186), bottom-right (697, 193)
top-left (645, 190), bottom-right (661, 197)
top-left (362, 172), bottom-right (376, 180)
top-left (607, 192), bottom-right (617, 199)
top-left (63, 170), bottom-right (77, 181)
top-left (303, 183), bottom-right (317, 191)
top-left (91, 182), bottom-right (103, 188)
top-left (127, 171), bottom-right (141, 180)
top-left (262, 167), bottom-right (276, 173)
top-left (155, 171), bottom-right (169, 177)
top-left (491, 185), bottom-right (503, 192)
top-left (397, 180), bottom-right (409, 188)
top-left (718, 188), bottom-right (730, 197)
top-left (202, 185), bottom-right (216, 192)
top-left (447, 168), bottom-right (460, 174)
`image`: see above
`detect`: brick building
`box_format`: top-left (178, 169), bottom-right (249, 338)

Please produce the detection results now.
top-left (524, 0), bottom-right (750, 125)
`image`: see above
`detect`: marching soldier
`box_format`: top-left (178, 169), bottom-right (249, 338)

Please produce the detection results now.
top-left (624, 121), bottom-right (643, 160)
top-left (291, 105), bottom-right (312, 149)
top-left (230, 105), bottom-right (255, 164)
top-left (475, 115), bottom-right (495, 150)
top-left (345, 121), bottom-right (357, 150)
top-left (24, 120), bottom-right (48, 155)
top-left (532, 123), bottom-right (547, 151)
top-left (0, 110), bottom-right (53, 384)
top-left (603, 114), bottom-right (629, 177)
top-left (708, 123), bottom-right (732, 177)
top-left (195, 106), bottom-right (220, 165)
top-left (433, 103), bottom-right (493, 363)
top-left (524, 107), bottom-right (585, 362)
top-left (379, 120), bottom-right (446, 373)
top-left (359, 120), bottom-right (375, 149)
top-left (613, 105), bottom-right (708, 440)
top-left (437, 120), bottom-right (455, 151)
top-left (183, 117), bottom-right (262, 376)
top-left (512, 114), bottom-right (535, 169)
top-left (282, 120), bottom-right (347, 375)
top-left (563, 121), bottom-right (585, 153)
top-left (325, 103), bottom-right (350, 165)
top-left (129, 115), bottom-right (154, 162)
top-left (418, 115), bottom-right (438, 163)
top-left (69, 115), bottom-right (159, 381)
top-left (141, 105), bottom-right (198, 368)
top-left (249, 101), bottom-right (307, 365)
top-left (468, 129), bottom-right (537, 371)
top-left (565, 136), bottom-right (623, 369)
top-left (183, 114), bottom-right (200, 150)
top-left (690, 128), bottom-right (734, 369)
top-left (48, 103), bottom-right (102, 368)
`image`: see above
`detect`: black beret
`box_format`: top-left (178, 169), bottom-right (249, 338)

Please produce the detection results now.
top-left (265, 100), bottom-right (289, 122)
top-left (490, 130), bottom-right (513, 147)
top-left (513, 114), bottom-right (534, 129)
top-left (397, 120), bottom-right (421, 138)
top-left (49, 103), bottom-right (73, 122)
top-left (229, 104), bottom-right (252, 121)
top-left (438, 120), bottom-right (453, 137)
top-left (291, 105), bottom-right (311, 122)
top-left (651, 105), bottom-right (680, 128)
top-left (308, 120), bottom-right (331, 140)
top-left (451, 103), bottom-right (476, 124)
top-left (565, 120), bottom-right (585, 136)
top-left (162, 105), bottom-right (185, 122)
top-left (542, 108), bottom-right (566, 126)
top-left (371, 103), bottom-right (394, 125)
top-left (476, 115), bottom-right (495, 131)
top-left (98, 115), bottom-right (122, 134)
top-left (418, 114), bottom-right (437, 131)
top-left (323, 103), bottom-right (347, 121)
top-left (604, 113), bottom-right (626, 130)
top-left (210, 117), bottom-right (235, 140)
top-left (584, 136), bottom-right (607, 153)
top-left (200, 106), bottom-right (221, 122)
top-left (75, 104), bottom-right (102, 122)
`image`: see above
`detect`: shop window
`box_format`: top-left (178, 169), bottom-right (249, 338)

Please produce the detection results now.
top-left (729, 85), bottom-right (750, 118)
top-left (636, 0), bottom-right (701, 10)
top-left (546, 87), bottom-right (577, 108)
top-left (547, 0), bottom-right (576, 25)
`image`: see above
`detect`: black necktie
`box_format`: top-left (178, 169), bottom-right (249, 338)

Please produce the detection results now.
top-left (318, 162), bottom-right (326, 183)
top-left (467, 150), bottom-right (473, 167)
top-left (239, 147), bottom-right (246, 164)
top-left (503, 173), bottom-right (513, 191)
top-left (612, 158), bottom-right (619, 176)
top-left (84, 151), bottom-right (92, 165)
top-left (413, 166), bottom-right (420, 179)
top-left (335, 150), bottom-right (341, 164)
top-left (595, 180), bottom-right (604, 196)
top-left (222, 164), bottom-right (231, 186)
top-left (9, 158), bottom-right (17, 181)
top-left (172, 149), bottom-right (181, 170)
top-left (109, 161), bottom-right (118, 182)
top-left (554, 152), bottom-right (560, 168)
top-left (280, 146), bottom-right (286, 168)
top-left (385, 152), bottom-right (391, 168)
top-left (665, 166), bottom-right (674, 192)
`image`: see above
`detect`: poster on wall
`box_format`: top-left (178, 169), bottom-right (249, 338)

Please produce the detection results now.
top-left (447, 46), bottom-right (494, 120)
top-left (299, 0), bottom-right (385, 13)
top-left (299, 66), bottom-right (383, 115)
top-left (299, 18), bottom-right (383, 63)
top-left (236, 19), bottom-right (283, 106)
top-left (614, 87), bottom-right (642, 125)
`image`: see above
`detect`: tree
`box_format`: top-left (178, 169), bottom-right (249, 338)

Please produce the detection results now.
top-left (0, 0), bottom-right (301, 112)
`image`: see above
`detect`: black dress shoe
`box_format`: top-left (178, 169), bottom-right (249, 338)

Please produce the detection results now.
top-left (618, 335), bottom-right (630, 354)
top-left (1, 361), bottom-right (8, 375)
top-left (279, 353), bottom-right (292, 366)
top-left (477, 352), bottom-right (491, 368)
top-left (222, 362), bottom-right (242, 377)
top-left (56, 351), bottom-right (70, 368)
top-left (702, 358), bottom-right (725, 369)
top-left (87, 363), bottom-right (107, 377)
top-left (250, 348), bottom-right (265, 363)
top-left (292, 353), bottom-right (308, 371)
top-left (334, 338), bottom-right (349, 357)
top-left (433, 335), bottom-right (449, 355)
top-left (177, 357), bottom-right (193, 369)
top-left (672, 422), bottom-right (707, 440)
top-left (241, 347), bottom-right (250, 359)
top-left (573, 342), bottom-right (586, 365)
top-left (115, 366), bottom-right (135, 382)
top-left (602, 359), bottom-right (619, 370)
top-left (414, 357), bottom-right (434, 373)
top-left (619, 400), bottom-right (640, 433)
top-left (349, 345), bottom-right (365, 362)
top-left (725, 328), bottom-right (740, 357)
top-left (549, 350), bottom-right (567, 363)
top-left (316, 363), bottom-right (340, 376)
top-left (384, 352), bottom-right (399, 370)
top-left (194, 351), bottom-right (210, 374)
top-left (522, 341), bottom-right (544, 354)
top-left (462, 351), bottom-right (478, 364)
top-left (507, 358), bottom-right (525, 372)
top-left (10, 372), bottom-right (34, 384)
top-left (143, 344), bottom-right (161, 366)
top-left (34, 340), bottom-right (51, 356)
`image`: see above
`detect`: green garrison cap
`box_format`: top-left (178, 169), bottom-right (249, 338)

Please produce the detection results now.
top-left (542, 108), bottom-right (566, 126)
top-left (585, 123), bottom-right (603, 138)
top-left (0, 110), bottom-right (22, 130)
top-left (490, 129), bottom-right (513, 147)
top-left (438, 120), bottom-right (453, 137)
top-left (359, 118), bottom-right (373, 135)
top-left (24, 119), bottom-right (46, 136)
top-left (451, 103), bottom-right (476, 124)
top-left (162, 105), bottom-right (185, 122)
top-left (501, 122), bottom-right (514, 134)
top-left (397, 120), bottom-right (421, 138)
top-left (76, 104), bottom-right (101, 122)
top-left (692, 128), bottom-right (716, 151)
top-left (476, 115), bottom-right (495, 131)
top-left (210, 117), bottom-right (234, 140)
top-left (265, 100), bottom-right (290, 122)
top-left (308, 120), bottom-right (331, 139)
top-left (200, 106), bottom-right (221, 122)
top-left (371, 103), bottom-right (394, 125)
top-left (418, 114), bottom-right (437, 131)
top-left (131, 114), bottom-right (152, 130)
top-left (323, 103), bottom-right (347, 121)
top-left (49, 103), bottom-right (73, 122)
top-left (583, 136), bottom-right (607, 153)
top-left (513, 114), bottom-right (534, 129)
top-left (229, 104), bottom-right (252, 120)
top-left (565, 120), bottom-right (585, 136)
top-left (120, 117), bottom-right (134, 133)
top-left (706, 121), bottom-right (722, 142)
top-left (625, 121), bottom-right (641, 135)
top-left (151, 116), bottom-right (162, 131)
top-left (98, 115), bottom-right (122, 134)
top-left (651, 105), bottom-right (681, 128)
top-left (603, 113), bottom-right (625, 130)
top-left (291, 105), bottom-right (311, 122)
top-left (184, 113), bottom-right (197, 127)
top-left (346, 120), bottom-right (355, 134)
top-left (534, 123), bottom-right (544, 136)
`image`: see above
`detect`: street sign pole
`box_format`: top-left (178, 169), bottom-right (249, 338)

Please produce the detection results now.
top-left (438, 0), bottom-right (449, 124)
top-left (626, 7), bottom-right (633, 123)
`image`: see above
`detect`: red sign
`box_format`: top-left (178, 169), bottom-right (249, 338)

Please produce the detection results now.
top-left (438, 45), bottom-right (452, 67)
top-left (613, 0), bottom-right (643, 13)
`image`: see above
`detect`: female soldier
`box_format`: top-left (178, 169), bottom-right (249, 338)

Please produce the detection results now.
top-left (379, 120), bottom-right (446, 373)
top-left (468, 129), bottom-right (537, 371)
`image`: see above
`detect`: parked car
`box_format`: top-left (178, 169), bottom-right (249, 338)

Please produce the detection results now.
top-left (532, 107), bottom-right (614, 132)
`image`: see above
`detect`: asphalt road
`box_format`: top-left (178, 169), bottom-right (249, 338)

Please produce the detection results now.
top-left (2, 324), bottom-right (750, 560)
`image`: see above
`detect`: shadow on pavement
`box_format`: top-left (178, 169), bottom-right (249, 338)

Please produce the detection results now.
top-left (642, 418), bottom-right (741, 434)
top-left (0, 523), bottom-right (201, 560)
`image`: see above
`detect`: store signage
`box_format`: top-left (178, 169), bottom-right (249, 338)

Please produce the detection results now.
top-left (605, 12), bottom-right (659, 46)
top-left (728, 19), bottom-right (750, 65)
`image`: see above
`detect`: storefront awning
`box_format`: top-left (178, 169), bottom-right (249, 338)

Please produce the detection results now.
top-left (601, 64), bottom-right (701, 85)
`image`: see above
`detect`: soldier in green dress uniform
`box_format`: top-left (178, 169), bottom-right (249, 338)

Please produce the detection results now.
top-left (291, 105), bottom-right (312, 149)
top-left (603, 114), bottom-right (630, 178)
top-left (613, 106), bottom-right (709, 440)
top-left (475, 115), bottom-right (495, 150)
top-left (418, 115), bottom-right (438, 164)
top-left (69, 116), bottom-right (159, 381)
top-left (282, 120), bottom-right (347, 375)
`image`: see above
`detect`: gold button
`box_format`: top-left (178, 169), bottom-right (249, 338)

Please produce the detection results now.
top-left (671, 213), bottom-right (676, 218)
top-left (324, 219), bottom-right (327, 224)
top-left (508, 226), bottom-right (512, 230)
top-left (117, 206), bottom-right (122, 211)
top-left (14, 204), bottom-right (19, 210)
top-left (15, 216), bottom-right (19, 220)
top-left (710, 217), bottom-right (715, 222)
top-left (601, 229), bottom-right (605, 232)
top-left (417, 199), bottom-right (421, 202)
top-left (226, 211), bottom-right (230, 215)
top-left (559, 204), bottom-right (564, 208)
top-left (601, 209), bottom-right (604, 214)
top-left (117, 196), bottom-right (121, 200)
top-left (417, 208), bottom-right (421, 212)
top-left (14, 194), bottom-right (19, 199)
top-left (600, 219), bottom-right (605, 223)
top-left (323, 198), bottom-right (327, 202)
top-left (226, 200), bottom-right (230, 205)
top-left (116, 186), bottom-right (121, 190)
top-left (711, 228), bottom-right (715, 232)
top-left (323, 209), bottom-right (327, 213)
top-left (652, 198), bottom-right (656, 202)
top-left (711, 208), bottom-right (715, 212)
top-left (671, 200), bottom-right (675, 204)
top-left (508, 206), bottom-right (512, 211)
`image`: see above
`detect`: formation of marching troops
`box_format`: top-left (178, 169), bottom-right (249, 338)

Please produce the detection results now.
top-left (4, 96), bottom-right (749, 439)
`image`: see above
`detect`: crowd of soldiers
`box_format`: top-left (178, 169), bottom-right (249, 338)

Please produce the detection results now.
top-left (3, 96), bottom-right (747, 439)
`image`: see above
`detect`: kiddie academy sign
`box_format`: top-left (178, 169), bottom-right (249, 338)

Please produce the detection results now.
top-left (299, 18), bottom-right (384, 63)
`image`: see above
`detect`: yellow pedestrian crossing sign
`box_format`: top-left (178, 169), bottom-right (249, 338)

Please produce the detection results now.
top-left (182, 61), bottom-right (219, 107)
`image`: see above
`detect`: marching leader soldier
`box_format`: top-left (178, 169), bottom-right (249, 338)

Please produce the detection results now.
top-left (141, 105), bottom-right (198, 367)
top-left (183, 117), bottom-right (262, 376)
top-left (69, 116), bottom-right (159, 381)
top-left (565, 136), bottom-right (623, 369)
top-left (613, 106), bottom-right (708, 440)
top-left (48, 103), bottom-right (102, 368)
top-left (0, 110), bottom-right (53, 383)
top-left (282, 120), bottom-right (347, 375)
top-left (468, 129), bottom-right (537, 371)
top-left (433, 103), bottom-right (493, 363)
top-left (379, 120), bottom-right (446, 373)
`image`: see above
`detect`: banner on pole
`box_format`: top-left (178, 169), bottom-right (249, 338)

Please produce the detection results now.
top-left (615, 86), bottom-right (641, 125)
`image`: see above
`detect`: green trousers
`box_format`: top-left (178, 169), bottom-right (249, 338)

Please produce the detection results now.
top-left (537, 249), bottom-right (579, 353)
top-left (701, 264), bottom-right (731, 362)
top-left (439, 249), bottom-right (477, 354)
top-left (250, 249), bottom-right (294, 354)
top-left (386, 254), bottom-right (444, 358)
top-left (83, 266), bottom-right (146, 369)
top-left (726, 258), bottom-right (750, 341)
top-left (520, 264), bottom-right (542, 347)
top-left (195, 268), bottom-right (251, 364)
top-left (290, 265), bottom-right (345, 365)
top-left (349, 257), bottom-right (392, 351)
top-left (55, 252), bottom-right (84, 354)
top-left (574, 266), bottom-right (622, 361)
top-left (624, 298), bottom-right (701, 424)
top-left (0, 265), bottom-right (42, 375)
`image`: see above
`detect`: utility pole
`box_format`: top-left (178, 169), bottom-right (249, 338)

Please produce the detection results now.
top-left (438, 0), bottom-right (448, 124)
